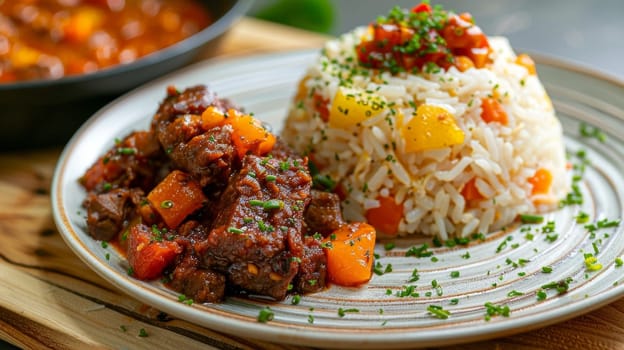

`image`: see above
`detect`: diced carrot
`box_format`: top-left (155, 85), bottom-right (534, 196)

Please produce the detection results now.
top-left (323, 223), bottom-right (376, 286)
top-left (461, 177), bottom-right (484, 201)
top-left (528, 168), bottom-right (552, 195)
top-left (365, 196), bottom-right (403, 235)
top-left (227, 111), bottom-right (276, 158)
top-left (127, 224), bottom-right (182, 280)
top-left (313, 93), bottom-right (330, 122)
top-left (516, 54), bottom-right (536, 75)
top-left (147, 170), bottom-right (206, 229)
top-left (480, 97), bottom-right (508, 125)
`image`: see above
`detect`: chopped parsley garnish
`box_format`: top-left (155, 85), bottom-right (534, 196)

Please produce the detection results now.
top-left (584, 254), bottom-right (602, 271)
top-left (116, 147), bottom-right (136, 155)
top-left (338, 308), bottom-right (359, 317)
top-left (541, 266), bottom-right (553, 273)
top-left (405, 243), bottom-right (433, 258)
top-left (177, 294), bottom-right (193, 305)
top-left (579, 123), bottom-right (606, 143)
top-left (160, 200), bottom-right (174, 209)
top-left (520, 214), bottom-right (544, 224)
top-left (257, 307), bottom-right (274, 323)
top-left (575, 211), bottom-right (590, 224)
top-left (396, 285), bottom-right (419, 298)
top-left (560, 149), bottom-right (589, 207)
top-left (484, 302), bottom-right (510, 321)
top-left (507, 290), bottom-right (524, 297)
top-left (495, 240), bottom-right (508, 253)
top-left (408, 268), bottom-right (420, 282)
top-left (427, 305), bottom-right (450, 319)
top-left (138, 328), bottom-right (148, 337)
top-left (373, 261), bottom-right (393, 275)
top-left (541, 277), bottom-right (573, 294)
top-left (450, 271), bottom-right (460, 278)
top-left (432, 279), bottom-right (443, 296)
top-left (249, 199), bottom-right (284, 211)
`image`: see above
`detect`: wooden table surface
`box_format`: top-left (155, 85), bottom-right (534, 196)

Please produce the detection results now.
top-left (2, 17), bottom-right (624, 350)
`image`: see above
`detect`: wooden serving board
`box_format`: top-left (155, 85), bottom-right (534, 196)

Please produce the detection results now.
top-left (2, 18), bottom-right (624, 350)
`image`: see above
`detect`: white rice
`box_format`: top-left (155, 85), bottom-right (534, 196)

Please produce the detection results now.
top-left (283, 27), bottom-right (568, 238)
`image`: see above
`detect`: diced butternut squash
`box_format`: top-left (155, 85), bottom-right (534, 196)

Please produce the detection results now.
top-left (528, 168), bottom-right (552, 195)
top-left (147, 170), bottom-right (206, 229)
top-left (201, 106), bottom-right (227, 129)
top-left (201, 107), bottom-right (276, 157)
top-left (516, 54), bottom-right (536, 75)
top-left (455, 55), bottom-right (475, 72)
top-left (228, 111), bottom-right (276, 158)
top-left (365, 196), bottom-right (403, 235)
top-left (329, 87), bottom-right (385, 129)
top-left (480, 97), bottom-right (508, 125)
top-left (323, 223), bottom-right (376, 286)
top-left (403, 104), bottom-right (465, 152)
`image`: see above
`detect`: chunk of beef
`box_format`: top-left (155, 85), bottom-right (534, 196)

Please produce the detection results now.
top-left (304, 190), bottom-right (345, 236)
top-left (151, 86), bottom-right (238, 187)
top-left (152, 85), bottom-right (234, 130)
top-left (294, 236), bottom-right (327, 294)
top-left (195, 154), bottom-right (312, 300)
top-left (169, 125), bottom-right (237, 187)
top-left (81, 130), bottom-right (167, 193)
top-left (269, 138), bottom-right (301, 160)
top-left (84, 188), bottom-right (140, 241)
top-left (169, 236), bottom-right (225, 303)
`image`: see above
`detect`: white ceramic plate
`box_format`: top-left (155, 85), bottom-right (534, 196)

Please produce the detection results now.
top-left (52, 51), bottom-right (624, 348)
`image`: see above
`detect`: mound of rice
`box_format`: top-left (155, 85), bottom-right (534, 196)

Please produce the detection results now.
top-left (283, 18), bottom-right (568, 239)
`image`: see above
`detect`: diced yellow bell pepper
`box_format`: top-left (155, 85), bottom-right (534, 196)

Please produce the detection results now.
top-left (403, 104), bottom-right (465, 152)
top-left (329, 87), bottom-right (385, 129)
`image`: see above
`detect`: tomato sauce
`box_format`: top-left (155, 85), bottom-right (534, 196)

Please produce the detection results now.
top-left (0, 0), bottom-right (211, 83)
top-left (356, 2), bottom-right (491, 73)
